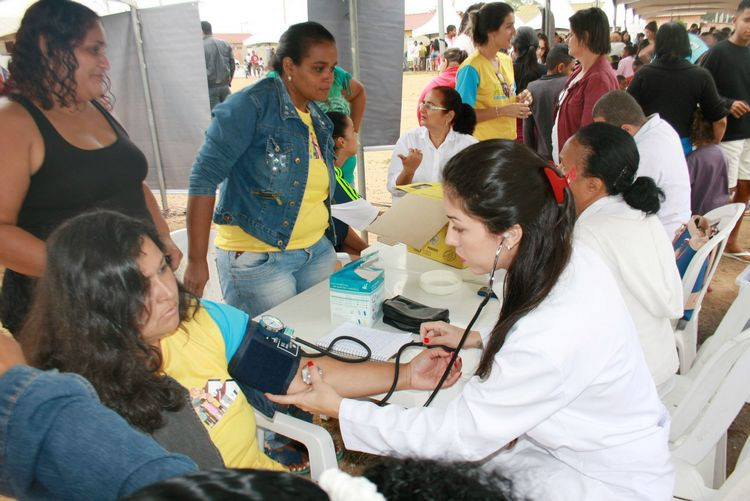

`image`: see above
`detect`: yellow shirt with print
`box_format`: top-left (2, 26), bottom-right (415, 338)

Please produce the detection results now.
top-left (460, 51), bottom-right (517, 141)
top-left (160, 306), bottom-right (284, 471)
top-left (215, 107), bottom-right (330, 251)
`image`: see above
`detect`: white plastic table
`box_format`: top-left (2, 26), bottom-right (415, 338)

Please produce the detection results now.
top-left (261, 242), bottom-right (503, 407)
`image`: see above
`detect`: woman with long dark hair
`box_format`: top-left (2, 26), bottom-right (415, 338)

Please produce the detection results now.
top-left (21, 210), bottom-right (460, 473)
top-left (388, 86), bottom-right (477, 196)
top-left (0, 0), bottom-right (180, 335)
top-left (560, 122), bottom-right (683, 390)
top-left (627, 21), bottom-right (727, 154)
top-left (271, 140), bottom-right (673, 500)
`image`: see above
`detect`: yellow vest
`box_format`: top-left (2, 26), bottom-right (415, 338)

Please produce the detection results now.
top-left (460, 51), bottom-right (517, 141)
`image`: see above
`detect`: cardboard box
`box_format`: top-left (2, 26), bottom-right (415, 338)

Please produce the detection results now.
top-left (329, 252), bottom-right (385, 327)
top-left (367, 182), bottom-right (466, 269)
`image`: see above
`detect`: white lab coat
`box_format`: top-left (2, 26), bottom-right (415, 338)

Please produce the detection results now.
top-left (575, 196), bottom-right (684, 387)
top-left (634, 114), bottom-right (692, 239)
top-left (339, 244), bottom-right (674, 500)
top-left (387, 127), bottom-right (477, 196)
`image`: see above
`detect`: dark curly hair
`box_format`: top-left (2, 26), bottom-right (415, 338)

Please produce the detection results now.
top-left (363, 458), bottom-right (520, 500)
top-left (5, 0), bottom-right (111, 109)
top-left (21, 210), bottom-right (194, 433)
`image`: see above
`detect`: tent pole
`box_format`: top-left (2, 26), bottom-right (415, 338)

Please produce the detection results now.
top-left (437, 0), bottom-right (445, 47)
top-left (545, 0), bottom-right (553, 43)
top-left (348, 0), bottom-right (368, 240)
top-left (349, 0), bottom-right (365, 199)
top-left (129, 5), bottom-right (169, 210)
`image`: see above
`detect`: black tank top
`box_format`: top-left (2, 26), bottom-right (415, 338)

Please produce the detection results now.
top-left (0, 98), bottom-right (153, 335)
top-left (14, 96), bottom-right (151, 239)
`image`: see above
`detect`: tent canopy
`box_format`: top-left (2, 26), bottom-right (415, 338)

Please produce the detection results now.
top-left (411, 9), bottom-right (462, 36)
top-left (615, 0), bottom-right (738, 17)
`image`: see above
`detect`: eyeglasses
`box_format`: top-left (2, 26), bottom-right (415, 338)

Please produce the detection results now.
top-left (419, 101), bottom-right (448, 111)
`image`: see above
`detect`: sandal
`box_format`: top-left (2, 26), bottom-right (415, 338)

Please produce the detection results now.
top-left (265, 442), bottom-right (310, 475)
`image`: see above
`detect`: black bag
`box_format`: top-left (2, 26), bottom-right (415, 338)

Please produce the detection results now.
top-left (382, 295), bottom-right (450, 333)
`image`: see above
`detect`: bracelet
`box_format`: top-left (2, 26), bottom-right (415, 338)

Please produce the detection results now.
top-left (495, 106), bottom-right (500, 118)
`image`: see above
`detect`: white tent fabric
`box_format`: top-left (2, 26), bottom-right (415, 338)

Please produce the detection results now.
top-left (411, 9), bottom-right (462, 36)
top-left (243, 27), bottom-right (286, 46)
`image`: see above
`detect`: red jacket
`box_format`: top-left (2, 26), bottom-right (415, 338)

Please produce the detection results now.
top-left (417, 66), bottom-right (460, 121)
top-left (555, 54), bottom-right (618, 150)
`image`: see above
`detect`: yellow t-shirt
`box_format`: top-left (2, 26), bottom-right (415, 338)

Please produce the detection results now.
top-left (459, 51), bottom-right (517, 141)
top-left (160, 306), bottom-right (284, 470)
top-left (215, 108), bottom-right (330, 252)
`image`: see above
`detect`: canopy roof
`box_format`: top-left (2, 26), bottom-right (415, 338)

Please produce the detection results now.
top-left (615, 0), bottom-right (738, 18)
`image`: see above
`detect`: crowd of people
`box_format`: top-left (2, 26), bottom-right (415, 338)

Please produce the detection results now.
top-left (1, 0), bottom-right (749, 499)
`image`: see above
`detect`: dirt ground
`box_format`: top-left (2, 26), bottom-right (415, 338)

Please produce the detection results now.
top-left (156, 72), bottom-right (749, 476)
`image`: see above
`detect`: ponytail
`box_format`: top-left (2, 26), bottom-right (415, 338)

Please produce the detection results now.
top-left (574, 122), bottom-right (662, 215)
top-left (432, 86), bottom-right (476, 135)
top-left (621, 177), bottom-right (663, 215)
top-left (453, 103), bottom-right (477, 135)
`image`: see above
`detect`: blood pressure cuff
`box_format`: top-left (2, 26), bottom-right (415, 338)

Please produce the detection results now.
top-left (382, 295), bottom-right (450, 333)
top-left (228, 320), bottom-right (301, 418)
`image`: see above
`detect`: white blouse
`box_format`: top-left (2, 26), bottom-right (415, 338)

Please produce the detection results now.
top-left (387, 127), bottom-right (477, 197)
top-left (339, 244), bottom-right (674, 500)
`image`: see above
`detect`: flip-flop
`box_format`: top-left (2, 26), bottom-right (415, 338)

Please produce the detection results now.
top-left (723, 251), bottom-right (750, 263)
top-left (265, 442), bottom-right (310, 475)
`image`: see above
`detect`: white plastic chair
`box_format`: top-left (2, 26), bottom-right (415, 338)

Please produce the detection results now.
top-left (664, 265), bottom-right (750, 407)
top-left (674, 203), bottom-right (745, 374)
top-left (255, 411), bottom-right (338, 481)
top-left (170, 228), bottom-right (223, 302)
top-left (673, 437), bottom-right (750, 500)
top-left (668, 330), bottom-right (750, 489)
top-left (170, 228), bottom-right (340, 479)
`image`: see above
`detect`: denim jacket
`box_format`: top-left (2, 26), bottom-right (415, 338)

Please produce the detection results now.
top-left (189, 76), bottom-right (337, 249)
top-left (0, 366), bottom-right (196, 500)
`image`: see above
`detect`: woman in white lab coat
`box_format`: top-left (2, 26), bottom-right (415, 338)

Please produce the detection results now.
top-left (559, 122), bottom-right (683, 391)
top-left (269, 140), bottom-right (674, 500)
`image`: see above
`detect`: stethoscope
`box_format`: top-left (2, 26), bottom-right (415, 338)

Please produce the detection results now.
top-left (270, 239), bottom-right (507, 407)
top-left (422, 239), bottom-right (505, 406)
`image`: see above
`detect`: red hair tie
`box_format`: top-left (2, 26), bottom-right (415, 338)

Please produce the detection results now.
top-left (543, 165), bottom-right (570, 204)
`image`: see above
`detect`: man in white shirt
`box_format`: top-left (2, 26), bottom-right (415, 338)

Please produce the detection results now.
top-left (592, 91), bottom-right (691, 238)
top-left (445, 24), bottom-right (457, 48)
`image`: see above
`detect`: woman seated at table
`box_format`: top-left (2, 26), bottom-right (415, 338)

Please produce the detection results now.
top-left (327, 111), bottom-right (377, 258)
top-left (559, 122), bottom-right (683, 390)
top-left (270, 140), bottom-right (673, 500)
top-left (387, 86), bottom-right (477, 197)
top-left (20, 210), bottom-right (461, 473)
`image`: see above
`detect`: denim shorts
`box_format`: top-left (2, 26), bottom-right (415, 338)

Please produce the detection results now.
top-left (216, 236), bottom-right (336, 318)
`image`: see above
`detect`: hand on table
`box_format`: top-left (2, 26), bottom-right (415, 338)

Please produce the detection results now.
top-left (266, 361), bottom-right (343, 418)
top-left (0, 329), bottom-right (26, 377)
top-left (421, 321), bottom-right (482, 349)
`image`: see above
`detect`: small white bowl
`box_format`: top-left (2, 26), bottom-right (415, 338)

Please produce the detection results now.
top-left (419, 269), bottom-right (462, 295)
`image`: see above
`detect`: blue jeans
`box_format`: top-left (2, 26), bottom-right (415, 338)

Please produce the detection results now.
top-left (216, 236), bottom-right (336, 318)
top-left (0, 366), bottom-right (196, 500)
